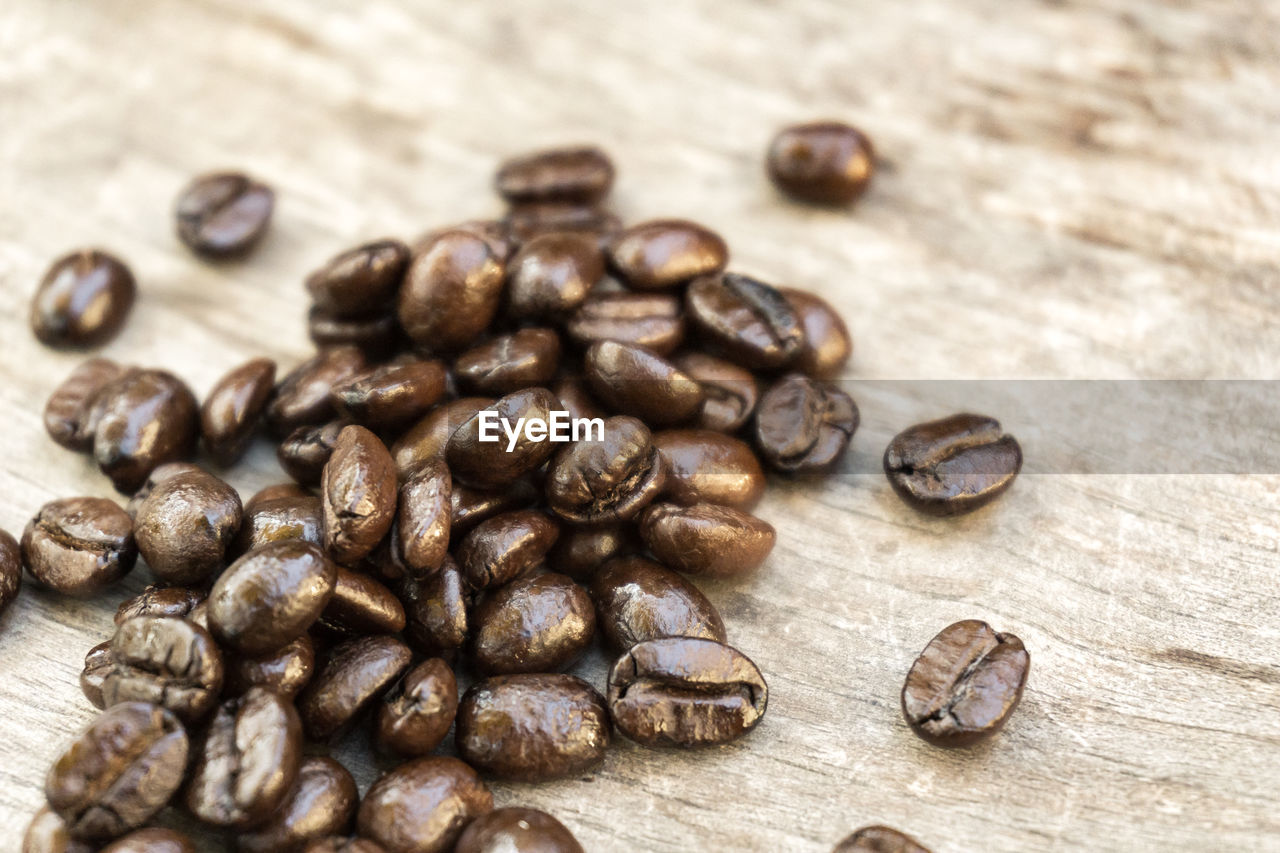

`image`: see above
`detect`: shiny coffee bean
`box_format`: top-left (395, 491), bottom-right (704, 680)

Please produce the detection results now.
top-left (103, 616), bottom-right (224, 723)
top-left (506, 233), bottom-right (603, 322)
top-left (175, 171), bottom-right (274, 257)
top-left (754, 374), bottom-right (858, 473)
top-left (44, 358), bottom-right (129, 451)
top-left (308, 308), bottom-right (403, 360)
top-left (45, 702), bottom-right (188, 841)
top-left (22, 806), bottom-right (95, 853)
top-left (547, 522), bottom-right (635, 581)
top-left (767, 121), bottom-right (874, 206)
top-left (279, 421), bottom-right (346, 487)
top-left (200, 357), bottom-right (276, 465)
top-left (552, 377), bottom-right (605, 423)
top-left (322, 425), bottom-right (398, 564)
top-left (31, 250), bottom-right (136, 349)
top-left (609, 637), bottom-right (768, 748)
top-left (456, 674), bottom-right (609, 781)
top-left (495, 146), bottom-right (614, 205)
top-left (590, 556), bottom-right (725, 650)
top-left (303, 840), bottom-right (386, 853)
top-left (318, 568), bottom-right (406, 636)
top-left (98, 827), bottom-right (195, 853)
top-left (133, 467), bottom-right (242, 584)
top-left (307, 239), bottom-right (411, 317)
top-left (901, 619), bottom-right (1029, 747)
top-left (397, 459), bottom-right (451, 577)
top-left (268, 347), bottom-right (367, 438)
top-left (391, 397), bottom-right (493, 479)
top-left (674, 352), bottom-right (759, 432)
top-left (80, 641), bottom-right (113, 709)
top-left (446, 388), bottom-right (560, 489)
top-left (545, 416), bottom-right (665, 523)
top-left (454, 808), bottom-right (584, 853)
top-left (607, 219), bottom-right (728, 291)
top-left (90, 369), bottom-right (199, 493)
top-left (450, 479), bottom-right (539, 539)
top-left (114, 585), bottom-right (204, 624)
top-left (584, 340), bottom-right (703, 426)
top-left (207, 541), bottom-right (338, 655)
top-left (124, 462), bottom-right (203, 519)
top-left (234, 495), bottom-right (324, 555)
top-left (454, 328), bottom-right (561, 395)
top-left (782, 288), bottom-right (851, 378)
top-left (0, 529), bottom-right (20, 617)
top-left (237, 756), bottom-right (359, 853)
top-left (566, 292), bottom-right (684, 355)
top-left (400, 557), bottom-right (468, 658)
top-left (414, 219), bottom-right (516, 262)
top-left (246, 482), bottom-right (311, 510)
top-left (883, 413), bottom-right (1023, 516)
top-left (686, 273), bottom-right (804, 369)
top-left (456, 510), bottom-right (559, 591)
top-left (22, 497), bottom-right (137, 596)
top-left (225, 633), bottom-right (315, 699)
top-left (832, 825), bottom-right (932, 853)
top-left (375, 658), bottom-right (458, 757)
top-left (357, 757), bottom-right (492, 853)
top-left (653, 429), bottom-right (765, 509)
top-left (186, 687), bottom-right (303, 828)
top-left (298, 635), bottom-right (412, 741)
top-left (398, 229), bottom-right (506, 353)
top-left (470, 573), bottom-right (595, 674)
top-left (332, 360), bottom-right (448, 432)
top-left (639, 502), bottom-right (775, 578)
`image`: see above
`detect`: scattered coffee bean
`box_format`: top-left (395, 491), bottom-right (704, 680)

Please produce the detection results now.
top-left (133, 466), bottom-right (242, 584)
top-left (44, 358), bottom-right (129, 451)
top-left (268, 346), bottom-right (367, 438)
top-left (391, 397), bottom-right (493, 479)
top-left (566, 291), bottom-right (684, 355)
top-left (307, 239), bottom-right (411, 317)
top-left (396, 459), bottom-right (451, 577)
top-left (398, 229), bottom-right (506, 353)
top-left (331, 359), bottom-right (448, 432)
top-left (175, 171), bottom-right (274, 258)
top-left (590, 556), bottom-right (726, 650)
top-left (607, 219), bottom-right (728, 291)
top-left (767, 121), bottom-right (874, 206)
top-left (639, 502), bottom-right (775, 578)
top-left (279, 421), bottom-right (347, 487)
top-left (446, 388), bottom-right (561, 488)
top-left (322, 425), bottom-right (398, 564)
top-left (318, 568), bottom-right (406, 636)
top-left (102, 616), bottom-right (224, 723)
top-left (22, 806), bottom-right (95, 853)
top-left (782, 288), bottom-right (851, 378)
top-left (237, 756), bottom-right (359, 853)
top-left (30, 250), bottom-right (136, 349)
top-left (207, 541), bottom-right (337, 655)
top-left (456, 510), bottom-right (559, 591)
top-left (80, 641), bottom-right (113, 709)
top-left (298, 635), bottom-right (412, 741)
top-left (883, 413), bottom-right (1022, 516)
top-left (495, 146), bottom-right (614, 205)
top-left (470, 573), bottom-right (595, 674)
top-left (584, 340), bottom-right (703, 426)
top-left (375, 658), bottom-right (458, 757)
top-left (686, 272), bottom-right (805, 369)
top-left (673, 351), bottom-right (759, 432)
top-left (754, 373), bottom-right (858, 473)
top-left (832, 825), bottom-right (932, 853)
top-left (22, 497), bottom-right (137, 596)
top-left (453, 808), bottom-right (584, 853)
top-left (200, 357), bottom-right (276, 466)
top-left (653, 429), bottom-right (765, 509)
top-left (100, 828), bottom-right (195, 853)
top-left (399, 557), bottom-right (468, 658)
top-left (545, 415), bottom-right (665, 524)
top-left (357, 756), bottom-right (492, 853)
top-left (90, 369), bottom-right (199, 493)
top-left (225, 633), bottom-right (315, 699)
top-left (506, 233), bottom-right (604, 322)
top-left (0, 528), bottom-right (20, 617)
top-left (234, 494), bottom-right (324, 555)
top-left (546, 521), bottom-right (636, 581)
top-left (454, 328), bottom-right (561, 395)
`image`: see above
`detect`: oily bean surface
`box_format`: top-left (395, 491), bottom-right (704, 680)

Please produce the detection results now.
top-left (832, 825), bottom-right (932, 853)
top-left (454, 328), bottom-right (561, 395)
top-left (0, 529), bottom-right (20, 617)
top-left (236, 756), bottom-right (359, 853)
top-left (686, 273), bottom-right (804, 369)
top-left (456, 510), bottom-right (559, 591)
top-left (225, 634), bottom-right (316, 699)
top-left (80, 642), bottom-right (112, 709)
top-left (115, 585), bottom-right (205, 624)
top-left (133, 467), bottom-right (242, 584)
top-left (453, 808), bottom-right (584, 853)
top-left (318, 568), bottom-right (406, 636)
top-left (279, 422), bottom-right (346, 487)
top-left (391, 397), bottom-right (493, 479)
top-left (545, 416), bottom-right (664, 523)
top-left (298, 635), bottom-right (413, 741)
top-left (22, 497), bottom-right (137, 596)
top-left (31, 250), bottom-right (136, 348)
top-left (783, 288), bottom-right (852, 378)
top-left (450, 479), bottom-right (539, 539)
top-left (546, 522), bottom-right (635, 581)
top-left (470, 573), bottom-right (595, 674)
top-left (102, 616), bottom-right (224, 723)
top-left (552, 377), bottom-right (605, 423)
top-left (356, 756), bottom-right (492, 853)
top-left (506, 233), bottom-right (603, 322)
top-left (446, 388), bottom-right (560, 489)
top-left (767, 121), bottom-right (875, 206)
top-left (396, 459), bottom-right (452, 577)
top-left (125, 462), bottom-right (203, 518)
top-left (590, 556), bottom-right (725, 650)
top-left (674, 352), bottom-right (758, 432)
top-left (376, 658), bottom-right (458, 757)
top-left (331, 360), bottom-right (447, 431)
top-left (175, 171), bottom-right (274, 257)
top-left (566, 292), bottom-right (684, 355)
top-left (584, 340), bottom-right (703, 426)
top-left (400, 557), bottom-right (468, 657)
top-left (653, 429), bottom-right (765, 509)
top-left (207, 541), bottom-right (337, 655)
top-left (883, 413), bottom-right (1023, 516)
top-left (200, 357), bottom-right (276, 465)
top-left (307, 239), bottom-right (411, 317)
top-left (322, 425), bottom-right (398, 564)
top-left (91, 369), bottom-right (199, 493)
top-left (639, 502), bottom-right (776, 578)
top-left (234, 495), bottom-right (324, 555)
top-left (607, 219), bottom-right (728, 290)
top-left (268, 347), bottom-right (367, 438)
top-left (44, 358), bottom-right (129, 451)
top-left (246, 482), bottom-right (312, 511)
top-left (397, 229), bottom-right (506, 353)
top-left (495, 146), bottom-right (614, 205)
top-left (754, 373), bottom-right (858, 473)
top-left (99, 828), bottom-right (195, 853)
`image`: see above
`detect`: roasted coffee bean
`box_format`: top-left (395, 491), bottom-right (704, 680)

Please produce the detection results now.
top-left (609, 637), bottom-right (767, 748)
top-left (31, 250), bottom-right (136, 349)
top-left (125, 462), bottom-right (203, 518)
top-left (495, 146), bottom-right (614, 205)
top-left (115, 585), bottom-right (205, 624)
top-left (415, 219), bottom-right (516, 262)
top-left (247, 482), bottom-right (312, 510)
top-left (391, 397), bottom-right (493, 479)
top-left (607, 219), bottom-right (728, 291)
top-left (653, 429), bottom-right (765, 509)
top-left (319, 568), bottom-right (406, 636)
top-left (767, 121), bottom-right (874, 206)
top-left (0, 528), bottom-right (20, 617)
top-left (200, 357), bottom-right (276, 465)
top-left (450, 479), bottom-right (539, 538)
top-left (331, 360), bottom-right (448, 432)
top-left (175, 172), bottom-right (274, 258)
top-left (883, 414), bottom-right (1023, 516)
top-left (22, 806), bottom-right (94, 853)
top-left (590, 557), bottom-right (725, 650)
top-left (506, 233), bottom-right (603, 322)
top-left (639, 502), bottom-right (775, 578)
top-left (100, 828), bottom-right (195, 853)
top-left (584, 340), bottom-right (703, 426)
top-left (356, 756), bottom-right (492, 853)
top-left (303, 839), bottom-right (387, 853)
top-left (45, 702), bottom-right (188, 841)
top-left (454, 328), bottom-right (561, 395)
top-left (400, 556), bottom-right (468, 657)
top-left (186, 687), bottom-right (302, 828)
top-left (566, 292), bottom-right (684, 355)
top-left (279, 422), bottom-right (347, 487)
top-left (90, 369), bottom-right (199, 493)
top-left (686, 273), bottom-right (805, 369)
top-left (322, 425), bottom-right (398, 564)
top-left (268, 347), bottom-right (367, 438)
top-left (504, 202), bottom-right (620, 244)
top-left (456, 674), bottom-right (609, 781)
top-left (298, 635), bottom-right (412, 741)
top-left (207, 541), bottom-right (337, 655)
top-left (102, 616), bottom-right (224, 723)
top-left (446, 388), bottom-right (560, 489)
top-left (901, 619), bottom-right (1029, 747)
top-left (545, 416), bottom-right (665, 523)
top-left (674, 352), bottom-right (759, 432)
top-left (754, 374), bottom-right (858, 473)
top-left (832, 825), bottom-right (932, 853)
top-left (225, 633), bottom-right (315, 699)
top-left (547, 522), bottom-right (635, 581)
top-left (44, 358), bottom-right (128, 451)
top-left (133, 466), bottom-right (242, 584)
top-left (453, 808), bottom-right (584, 853)
top-left (307, 239), bottom-right (411, 317)
top-left (234, 495), bottom-right (324, 555)
top-left (308, 308), bottom-right (403, 360)
top-left (237, 756), bottom-right (359, 853)
top-left (22, 497), bottom-right (137, 596)
top-left (456, 510), bottom-right (559, 591)
top-left (80, 641), bottom-right (113, 709)
top-left (782, 288), bottom-right (851, 378)
top-left (552, 377), bottom-right (605, 423)
top-left (375, 658), bottom-right (458, 757)
top-left (470, 573), bottom-right (595, 674)
top-left (397, 459), bottom-right (451, 577)
top-left (397, 229), bottom-right (505, 353)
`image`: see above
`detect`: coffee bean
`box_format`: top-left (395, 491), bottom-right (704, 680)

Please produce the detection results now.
top-left (30, 250), bottom-right (136, 349)
top-left (268, 347), bottom-right (368, 438)
top-left (22, 497), bottom-right (137, 596)
top-left (80, 641), bottom-right (113, 709)
top-left (607, 219), bottom-right (728, 291)
top-left (200, 357), bottom-right (276, 465)
top-left (456, 510), bottom-right (559, 591)
top-left (391, 397), bottom-right (493, 479)
top-left (506, 233), bottom-right (604, 322)
top-left (470, 573), bottom-right (595, 674)
top-left (653, 429), bottom-right (765, 509)
top-left (883, 413), bottom-right (1023, 516)
top-left (175, 172), bottom-right (274, 258)
top-left (566, 291), bottom-right (684, 355)
top-left (552, 377), bottom-right (605, 423)
top-left (234, 495), bottom-right (324, 555)
top-left (400, 556), bottom-right (468, 658)
top-left (397, 459), bottom-right (451, 577)
top-left (450, 479), bottom-right (540, 539)
top-left (298, 635), bottom-right (412, 741)
top-left (114, 585), bottom-right (205, 624)
top-left (237, 756), bottom-right (359, 853)
top-left (754, 373), bottom-right (858, 473)
top-left (584, 340), bottom-right (704, 426)
top-left (398, 229), bottom-right (506, 353)
top-left (454, 328), bottom-right (561, 395)
top-left (901, 619), bottom-right (1029, 747)
top-left (639, 502), bottom-right (776, 578)
top-left (782, 288), bottom-right (851, 378)
top-left (307, 239), bottom-right (411, 317)
top-left (356, 756), bottom-right (492, 853)
top-left (608, 637), bottom-right (767, 748)
top-left (303, 839), bottom-right (387, 853)
top-left (90, 369), bottom-right (199, 493)
top-left (547, 522), bottom-right (636, 581)
top-left (589, 556), bottom-right (726, 651)
top-left (453, 808), bottom-right (584, 853)
top-left (22, 806), bottom-right (94, 853)
top-left (44, 358), bottom-right (129, 451)
top-left (100, 828), bottom-right (195, 853)
top-left (686, 273), bottom-right (805, 369)
top-left (375, 658), bottom-right (458, 757)
top-left (246, 482), bottom-right (312, 511)
top-left (322, 425), bottom-right (398, 564)
top-left (446, 388), bottom-right (560, 489)
top-left (318, 568), bottom-right (406, 636)
top-left (545, 416), bottom-right (665, 523)
top-left (308, 308), bottom-right (403, 360)
top-left (45, 702), bottom-right (188, 841)
top-left (279, 422), bottom-right (347, 487)
top-left (503, 202), bottom-right (621, 245)
top-left (331, 359), bottom-right (448, 432)
top-left (207, 541), bottom-right (337, 655)
top-left (495, 146), bottom-right (614, 205)
top-left (0, 528), bottom-right (20, 617)
top-left (832, 825), bottom-right (932, 853)
top-left (124, 462), bottom-right (204, 518)
top-left (225, 633), bottom-right (315, 699)
top-left (456, 674), bottom-right (610, 781)
top-left (673, 352), bottom-right (759, 432)
top-left (103, 616), bottom-right (224, 723)
top-left (133, 466), bottom-right (242, 584)
top-left (186, 687), bottom-right (303, 828)
top-left (766, 121), bottom-right (874, 206)
top-left (415, 219), bottom-right (516, 262)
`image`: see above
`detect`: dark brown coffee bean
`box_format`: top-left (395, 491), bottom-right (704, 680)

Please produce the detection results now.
top-left (456, 510), bottom-right (559, 591)
top-left (322, 425), bottom-right (397, 564)
top-left (454, 328), bottom-right (561, 395)
top-left (356, 757), bottom-right (492, 853)
top-left (234, 495), bottom-right (324, 555)
top-left (397, 459), bottom-right (451, 577)
top-left (754, 374), bottom-right (858, 473)
top-left (124, 462), bottom-right (203, 519)
top-left (545, 416), bottom-right (664, 523)
top-left (391, 397), bottom-right (493, 479)
top-left (298, 635), bottom-right (412, 740)
top-left (453, 808), bottom-right (584, 853)
top-left (319, 568), bottom-right (406, 636)
top-left (506, 233), bottom-right (604, 322)
top-left (279, 422), bottom-right (346, 487)
top-left (767, 121), bottom-right (874, 206)
top-left (415, 218), bottom-right (516, 258)
top-left (44, 358), bottom-right (128, 451)
top-left (22, 497), bottom-right (136, 596)
top-left (495, 146), bottom-right (614, 205)
top-left (246, 482), bottom-right (311, 511)
top-left (80, 641), bottom-right (112, 709)
top-left (102, 616), bottom-right (223, 723)
top-left (552, 377), bottom-right (605, 423)
top-left (331, 360), bottom-right (447, 432)
top-left (782, 288), bottom-right (852, 379)
top-left (133, 467), bottom-right (242, 584)
top-left (901, 619), bottom-right (1030, 747)
top-left (100, 828), bottom-right (195, 853)
top-left (114, 585), bottom-right (204, 624)
top-left (653, 429), bottom-right (765, 509)
top-left (308, 308), bottom-right (403, 360)
top-left (200, 357), bottom-right (276, 465)
top-left (446, 388), bottom-right (560, 489)
top-left (607, 219), bottom-right (728, 291)
top-left (566, 292), bottom-right (684, 355)
top-left (207, 541), bottom-right (338, 655)
top-left (269, 347), bottom-right (367, 438)
top-left (608, 637), bottom-right (767, 747)
top-left (0, 528), bottom-right (20, 617)
top-left (686, 273), bottom-right (805, 369)
top-left (590, 557), bottom-right (725, 651)
top-left (584, 340), bottom-right (703, 426)
top-left (31, 250), bottom-right (136, 349)
top-left (398, 230), bottom-right (505, 353)
top-left (470, 573), bottom-right (595, 674)
top-left (456, 674), bottom-right (609, 781)
top-left (639, 502), bottom-right (775, 578)
top-left (225, 633), bottom-right (315, 699)
top-left (884, 414), bottom-right (1023, 516)
top-left (400, 557), bottom-right (468, 658)
top-left (307, 239), bottom-right (411, 317)
top-left (237, 756), bottom-right (359, 853)
top-left (45, 702), bottom-right (188, 841)
top-left (22, 806), bottom-right (95, 853)
top-left (673, 352), bottom-right (759, 432)
top-left (91, 370), bottom-right (199, 493)
top-left (547, 522), bottom-right (635, 581)
top-left (303, 839), bottom-right (386, 853)
top-left (186, 687), bottom-right (303, 828)
top-left (832, 825), bottom-right (932, 853)
top-left (175, 172), bottom-right (274, 258)
top-left (450, 479), bottom-right (540, 539)
top-left (375, 658), bottom-right (458, 757)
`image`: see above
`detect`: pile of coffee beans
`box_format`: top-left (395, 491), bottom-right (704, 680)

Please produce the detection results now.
top-left (12, 130), bottom-right (1028, 853)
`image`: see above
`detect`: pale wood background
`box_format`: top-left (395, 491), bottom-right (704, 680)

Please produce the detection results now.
top-left (1, 1), bottom-right (1279, 851)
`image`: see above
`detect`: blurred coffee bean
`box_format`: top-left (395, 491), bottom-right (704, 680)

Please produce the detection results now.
top-left (80, 641), bottom-right (112, 709)
top-left (832, 825), bottom-right (932, 853)
top-left (207, 541), bottom-right (337, 655)
top-left (114, 585), bottom-right (205, 624)
top-left (22, 497), bottom-right (136, 596)
top-left (99, 827), bottom-right (194, 853)
top-left (175, 171), bottom-right (274, 258)
top-left (547, 522), bottom-right (635, 581)
top-left (470, 573), bottom-right (595, 675)
top-left (607, 219), bottom-right (728, 291)
top-left (31, 250), bottom-right (136, 349)
top-left (306, 239), bottom-right (411, 317)
top-left (102, 616), bottom-right (223, 723)
top-left (237, 756), bottom-right (359, 853)
top-left (268, 347), bottom-right (367, 438)
top-left (200, 357), bottom-right (276, 465)
top-left (234, 495), bottom-right (324, 555)
top-left (566, 292), bottom-right (684, 355)
top-left (454, 328), bottom-right (561, 395)
top-left (456, 510), bottom-right (559, 591)
top-left (552, 377), bottom-right (605, 423)
top-left (397, 459), bottom-right (451, 577)
top-left (225, 633), bottom-right (315, 699)
top-left (331, 359), bottom-right (447, 432)
top-left (686, 273), bottom-right (804, 370)
top-left (883, 413), bottom-right (1022, 516)
top-left (450, 479), bottom-right (540, 539)
top-left (639, 502), bottom-right (776, 578)
top-left (446, 388), bottom-right (560, 489)
top-left (318, 568), bottom-right (406, 636)
top-left (133, 466), bottom-right (242, 584)
top-left (308, 308), bottom-right (403, 360)
top-left (505, 201), bottom-right (621, 243)
top-left (356, 757), bottom-right (492, 853)
top-left (375, 658), bottom-right (458, 757)
top-left (506, 233), bottom-right (604, 322)
top-left (0, 529), bottom-right (20, 617)
top-left (321, 425), bottom-right (397, 565)
top-left (673, 351), bottom-right (758, 432)
top-left (453, 808), bottom-right (584, 853)
top-left (399, 556), bottom-right (468, 658)
top-left (782, 288), bottom-right (852, 378)
top-left (584, 340), bottom-right (703, 426)
top-left (90, 369), bottom-right (199, 493)
top-left (754, 374), bottom-right (858, 473)
top-left (44, 358), bottom-right (129, 451)
top-left (397, 229), bottom-right (505, 353)
top-left (653, 429), bottom-right (765, 509)
top-left (246, 482), bottom-right (311, 511)
top-left (22, 806), bottom-right (94, 853)
top-left (590, 556), bottom-right (726, 651)
top-left (545, 416), bottom-right (664, 523)
top-left (302, 839), bottom-right (387, 853)
top-left (414, 219), bottom-right (515, 263)
top-left (298, 635), bottom-right (412, 741)
top-left (391, 397), bottom-right (493, 479)
top-left (279, 421), bottom-right (346, 488)
top-left (495, 146), bottom-right (614, 205)
top-left (766, 121), bottom-right (874, 206)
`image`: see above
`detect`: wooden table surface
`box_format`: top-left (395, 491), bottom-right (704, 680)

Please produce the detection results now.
top-left (2, 2), bottom-right (1278, 851)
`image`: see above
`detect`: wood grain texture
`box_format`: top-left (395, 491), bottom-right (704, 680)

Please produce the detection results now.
top-left (1, 1), bottom-right (1279, 850)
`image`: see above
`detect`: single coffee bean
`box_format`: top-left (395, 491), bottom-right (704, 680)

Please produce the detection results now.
top-left (90, 369), bottom-right (199, 493)
top-left (133, 466), bottom-right (242, 584)
top-left (832, 825), bottom-right (932, 853)
top-left (686, 273), bottom-right (805, 369)
top-left (397, 459), bottom-right (451, 577)
top-left (446, 388), bottom-right (561, 489)
top-left (607, 219), bottom-right (728, 291)
top-left (456, 674), bottom-right (609, 781)
top-left (45, 702), bottom-right (188, 841)
top-left (200, 357), bottom-right (276, 466)
top-left (303, 839), bottom-right (387, 853)
top-left (186, 687), bottom-right (303, 828)
top-left (268, 347), bottom-right (367, 438)
top-left (0, 528), bottom-right (20, 617)
top-left (782, 288), bottom-right (852, 378)
top-left (207, 541), bottom-right (338, 655)
top-left (495, 146), bottom-right (614, 205)
top-left (470, 573), bottom-right (595, 674)
top-left (100, 828), bottom-right (195, 853)
top-left (451, 479), bottom-right (540, 538)
top-left (547, 522), bottom-right (636, 581)
top-left (609, 637), bottom-right (767, 747)
top-left (883, 413), bottom-right (1023, 516)
top-left (175, 171), bottom-right (274, 257)
top-left (552, 377), bottom-right (605, 423)
top-left (298, 635), bottom-right (412, 741)
top-left (225, 633), bottom-right (315, 699)
top-left (31, 250), bottom-right (136, 349)
top-left (308, 308), bottom-right (403, 360)
top-left (103, 616), bottom-right (224, 723)
top-left (590, 556), bottom-right (726, 650)
top-left (566, 291), bottom-right (684, 355)
top-left (454, 328), bottom-right (561, 395)
top-left (391, 397), bottom-right (494, 479)
top-left (237, 756), bottom-right (359, 853)
top-left (307, 239), bottom-right (411, 317)
top-left (453, 808), bottom-right (584, 853)
top-left (80, 641), bottom-right (113, 709)
top-left (456, 510), bottom-right (559, 591)
top-left (584, 340), bottom-right (703, 426)
top-left (279, 422), bottom-right (347, 487)
top-left (246, 482), bottom-right (311, 511)
top-left (674, 352), bottom-right (759, 432)
top-left (375, 658), bottom-right (458, 757)
top-left (44, 358), bottom-right (128, 451)
top-left (331, 359), bottom-right (448, 432)
top-left (114, 585), bottom-right (205, 624)
top-left (124, 462), bottom-right (204, 518)
top-left (400, 557), bottom-right (468, 658)
top-left (318, 568), bottom-right (406, 636)
top-left (234, 495), bottom-right (324, 555)
top-left (356, 756), bottom-right (492, 853)
top-left (22, 497), bottom-right (137, 596)
top-left (545, 416), bottom-right (665, 523)
top-left (901, 619), bottom-right (1029, 747)
top-left (397, 229), bottom-right (506, 353)
top-left (754, 374), bottom-right (858, 473)
top-left (767, 121), bottom-right (874, 206)
top-left (22, 806), bottom-right (95, 853)
top-left (506, 233), bottom-right (604, 322)
top-left (653, 429), bottom-right (765, 509)
top-left (639, 502), bottom-right (776, 578)
top-left (322, 425), bottom-right (398, 564)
